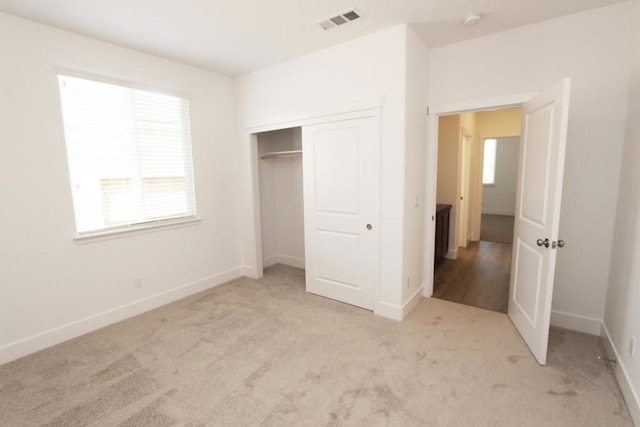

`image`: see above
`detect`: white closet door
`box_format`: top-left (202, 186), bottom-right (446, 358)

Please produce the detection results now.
top-left (302, 116), bottom-right (379, 310)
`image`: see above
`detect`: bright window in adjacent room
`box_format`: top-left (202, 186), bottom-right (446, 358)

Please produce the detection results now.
top-left (57, 74), bottom-right (197, 236)
top-left (482, 138), bottom-right (497, 185)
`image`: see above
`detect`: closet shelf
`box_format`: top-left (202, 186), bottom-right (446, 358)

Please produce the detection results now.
top-left (260, 150), bottom-right (302, 159)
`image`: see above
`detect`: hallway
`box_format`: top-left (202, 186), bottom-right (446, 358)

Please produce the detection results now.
top-left (480, 214), bottom-right (514, 243)
top-left (433, 241), bottom-right (511, 313)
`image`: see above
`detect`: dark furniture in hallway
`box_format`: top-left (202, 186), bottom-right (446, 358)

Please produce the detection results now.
top-left (434, 204), bottom-right (451, 267)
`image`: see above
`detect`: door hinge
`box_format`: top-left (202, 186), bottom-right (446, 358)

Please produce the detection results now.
top-left (427, 106), bottom-right (430, 116)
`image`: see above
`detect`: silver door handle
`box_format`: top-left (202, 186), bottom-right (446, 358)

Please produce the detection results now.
top-left (557, 240), bottom-right (565, 248)
top-left (537, 238), bottom-right (549, 248)
top-left (366, 224), bottom-right (373, 230)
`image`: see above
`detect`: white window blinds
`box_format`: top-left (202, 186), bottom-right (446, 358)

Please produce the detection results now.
top-left (57, 74), bottom-right (197, 236)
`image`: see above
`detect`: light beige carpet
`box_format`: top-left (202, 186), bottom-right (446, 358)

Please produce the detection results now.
top-left (0, 265), bottom-right (632, 426)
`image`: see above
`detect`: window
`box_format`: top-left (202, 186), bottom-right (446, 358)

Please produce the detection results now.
top-left (482, 138), bottom-right (497, 185)
top-left (57, 74), bottom-right (197, 236)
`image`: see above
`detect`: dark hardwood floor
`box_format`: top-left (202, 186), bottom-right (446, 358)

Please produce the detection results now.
top-left (433, 241), bottom-right (511, 313)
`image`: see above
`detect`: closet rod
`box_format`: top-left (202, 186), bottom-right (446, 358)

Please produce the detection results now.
top-left (260, 150), bottom-right (302, 159)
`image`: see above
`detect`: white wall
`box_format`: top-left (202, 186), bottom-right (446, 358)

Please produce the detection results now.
top-left (0, 12), bottom-right (243, 364)
top-left (238, 25), bottom-right (412, 316)
top-left (603, 0), bottom-right (640, 422)
top-left (435, 113), bottom-right (478, 252)
top-left (435, 115), bottom-right (460, 254)
top-left (428, 3), bottom-right (635, 332)
top-left (476, 108), bottom-right (521, 138)
top-left (482, 137), bottom-right (519, 216)
top-left (403, 28), bottom-right (430, 305)
top-left (258, 128), bottom-right (305, 269)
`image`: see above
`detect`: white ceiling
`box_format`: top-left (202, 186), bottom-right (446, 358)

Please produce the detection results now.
top-left (0, 0), bottom-right (627, 76)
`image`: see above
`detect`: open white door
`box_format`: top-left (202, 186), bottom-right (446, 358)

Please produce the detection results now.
top-left (302, 116), bottom-right (379, 310)
top-left (508, 79), bottom-right (571, 365)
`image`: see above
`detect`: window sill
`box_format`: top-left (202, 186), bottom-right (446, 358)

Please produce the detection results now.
top-left (74, 216), bottom-right (202, 244)
top-left (483, 183), bottom-right (496, 187)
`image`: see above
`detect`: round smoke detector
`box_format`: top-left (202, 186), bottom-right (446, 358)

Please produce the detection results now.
top-left (464, 13), bottom-right (483, 26)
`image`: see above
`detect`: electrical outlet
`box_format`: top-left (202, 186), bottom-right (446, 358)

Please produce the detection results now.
top-left (135, 278), bottom-right (142, 289)
top-left (631, 336), bottom-right (636, 358)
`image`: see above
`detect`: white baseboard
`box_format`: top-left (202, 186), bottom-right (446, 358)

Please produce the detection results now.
top-left (242, 265), bottom-right (259, 279)
top-left (403, 286), bottom-right (425, 318)
top-left (374, 302), bottom-right (403, 321)
top-left (263, 255), bottom-right (279, 268)
top-left (263, 254), bottom-right (305, 269)
top-left (0, 266), bottom-right (247, 366)
top-left (277, 255), bottom-right (305, 269)
top-left (601, 324), bottom-right (640, 425)
top-left (374, 286), bottom-right (424, 321)
top-left (481, 210), bottom-right (515, 216)
top-left (445, 249), bottom-right (457, 260)
top-left (550, 310), bottom-right (602, 335)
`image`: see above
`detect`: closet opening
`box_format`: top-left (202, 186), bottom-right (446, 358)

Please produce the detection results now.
top-left (256, 127), bottom-right (305, 274)
top-left (248, 109), bottom-right (380, 311)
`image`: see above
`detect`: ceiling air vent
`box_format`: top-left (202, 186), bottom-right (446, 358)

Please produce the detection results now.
top-left (318, 8), bottom-right (362, 31)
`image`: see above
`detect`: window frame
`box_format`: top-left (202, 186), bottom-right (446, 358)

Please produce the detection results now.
top-left (56, 69), bottom-right (200, 241)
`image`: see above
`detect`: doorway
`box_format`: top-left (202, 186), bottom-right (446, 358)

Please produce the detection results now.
top-left (431, 108), bottom-right (521, 313)
top-left (256, 127), bottom-right (305, 271)
top-left (480, 137), bottom-right (519, 244)
top-left (425, 80), bottom-right (571, 365)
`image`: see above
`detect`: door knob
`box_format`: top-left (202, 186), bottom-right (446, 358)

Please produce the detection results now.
top-left (536, 238), bottom-right (549, 248)
top-left (557, 240), bottom-right (565, 248)
top-left (366, 224), bottom-right (373, 230)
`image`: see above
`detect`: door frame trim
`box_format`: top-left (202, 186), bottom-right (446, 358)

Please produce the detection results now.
top-left (423, 92), bottom-right (538, 297)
